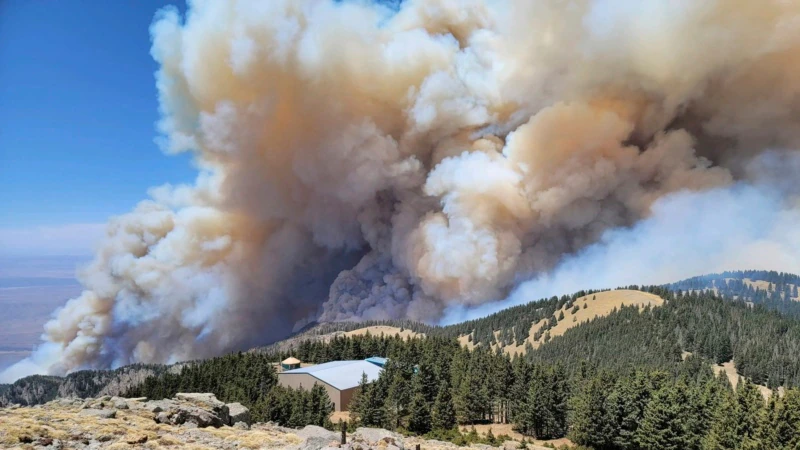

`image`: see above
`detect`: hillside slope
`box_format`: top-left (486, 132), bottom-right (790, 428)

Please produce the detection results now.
top-left (669, 270), bottom-right (800, 315)
top-left (4, 270), bottom-right (800, 407)
top-left (458, 289), bottom-right (663, 355)
top-left (0, 364), bottom-right (172, 408)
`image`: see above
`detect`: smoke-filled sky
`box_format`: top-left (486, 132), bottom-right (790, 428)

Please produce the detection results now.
top-left (3, 0), bottom-right (800, 382)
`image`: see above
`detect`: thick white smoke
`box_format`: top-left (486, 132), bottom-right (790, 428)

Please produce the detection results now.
top-left (444, 174), bottom-right (800, 324)
top-left (4, 0), bottom-right (800, 381)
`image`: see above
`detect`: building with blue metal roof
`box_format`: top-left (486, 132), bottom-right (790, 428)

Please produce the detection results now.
top-left (277, 359), bottom-right (383, 411)
top-left (365, 356), bottom-right (387, 367)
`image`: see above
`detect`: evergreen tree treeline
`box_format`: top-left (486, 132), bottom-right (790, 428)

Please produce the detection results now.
top-left (126, 287), bottom-right (800, 447)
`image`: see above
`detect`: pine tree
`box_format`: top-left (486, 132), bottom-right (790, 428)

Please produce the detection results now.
top-left (704, 379), bottom-right (766, 450)
top-left (772, 388), bottom-right (800, 449)
top-left (703, 383), bottom-right (739, 450)
top-left (735, 380), bottom-right (766, 449)
top-left (608, 371), bottom-right (656, 449)
top-left (308, 384), bottom-right (332, 427)
top-left (409, 391), bottom-right (432, 434)
top-left (350, 372), bottom-right (371, 425)
top-left (486, 427), bottom-right (497, 445)
top-left (521, 366), bottom-right (568, 439)
top-left (432, 381), bottom-right (457, 430)
top-left (569, 373), bottom-right (615, 449)
top-left (287, 389), bottom-right (307, 428)
top-left (509, 357), bottom-right (530, 423)
top-left (417, 359), bottom-right (439, 404)
top-left (454, 369), bottom-right (484, 424)
top-left (635, 384), bottom-right (690, 450)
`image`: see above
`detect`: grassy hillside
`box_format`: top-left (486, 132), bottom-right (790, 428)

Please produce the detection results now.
top-left (457, 290), bottom-right (663, 356)
top-left (123, 289), bottom-right (800, 448)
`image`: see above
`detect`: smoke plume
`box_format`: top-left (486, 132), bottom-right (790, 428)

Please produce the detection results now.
top-left (4, 0), bottom-right (800, 381)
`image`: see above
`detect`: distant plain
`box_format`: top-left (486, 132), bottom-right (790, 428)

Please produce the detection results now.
top-left (0, 256), bottom-right (87, 371)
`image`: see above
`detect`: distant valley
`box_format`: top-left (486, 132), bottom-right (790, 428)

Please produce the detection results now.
top-left (0, 256), bottom-right (88, 371)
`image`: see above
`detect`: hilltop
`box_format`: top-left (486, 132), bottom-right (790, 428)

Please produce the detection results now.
top-left (456, 289), bottom-right (663, 356)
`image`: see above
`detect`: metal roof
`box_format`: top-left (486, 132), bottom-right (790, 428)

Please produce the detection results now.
top-left (365, 356), bottom-right (387, 366)
top-left (279, 360), bottom-right (382, 390)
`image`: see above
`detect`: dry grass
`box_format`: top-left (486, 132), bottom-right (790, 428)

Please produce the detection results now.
top-left (712, 360), bottom-right (779, 400)
top-left (683, 351), bottom-right (777, 400)
top-left (458, 423), bottom-right (572, 449)
top-left (330, 410), bottom-right (351, 424)
top-left (343, 325), bottom-right (422, 340)
top-left (459, 289), bottom-right (663, 355)
top-left (0, 403), bottom-right (309, 449)
top-left (233, 430), bottom-right (302, 449)
top-left (155, 435), bottom-right (183, 446)
top-left (544, 290), bottom-right (662, 341)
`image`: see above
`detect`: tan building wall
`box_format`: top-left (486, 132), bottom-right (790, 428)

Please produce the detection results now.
top-left (339, 387), bottom-right (356, 412)
top-left (278, 373), bottom-right (359, 412)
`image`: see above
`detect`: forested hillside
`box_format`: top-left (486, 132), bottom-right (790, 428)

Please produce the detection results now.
top-left (124, 287), bottom-right (800, 448)
top-left (5, 270), bottom-right (800, 412)
top-left (256, 287), bottom-right (617, 353)
top-left (669, 270), bottom-right (800, 316)
top-left (267, 271), bottom-right (800, 356)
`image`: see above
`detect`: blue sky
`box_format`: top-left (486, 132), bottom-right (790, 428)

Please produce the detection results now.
top-left (0, 1), bottom-right (194, 255)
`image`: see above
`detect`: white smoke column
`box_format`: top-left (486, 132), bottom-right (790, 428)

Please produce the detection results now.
top-left (4, 0), bottom-right (800, 381)
top-left (444, 177), bottom-right (800, 324)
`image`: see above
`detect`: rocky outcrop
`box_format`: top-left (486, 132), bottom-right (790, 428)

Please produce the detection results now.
top-left (227, 402), bottom-right (251, 426)
top-left (0, 394), bottom-right (521, 450)
top-left (341, 427), bottom-right (406, 450)
top-left (140, 393), bottom-right (231, 428)
top-left (0, 364), bottom-right (181, 408)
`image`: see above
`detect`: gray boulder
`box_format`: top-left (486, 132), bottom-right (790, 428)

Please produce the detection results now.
top-left (296, 425), bottom-right (339, 442)
top-left (352, 427), bottom-right (404, 448)
top-left (175, 393), bottom-right (229, 424)
top-left (143, 399), bottom-right (177, 413)
top-left (79, 408), bottom-right (116, 419)
top-left (294, 425), bottom-right (341, 450)
top-left (227, 402), bottom-right (251, 426)
top-left (155, 405), bottom-right (226, 428)
top-left (175, 393), bottom-right (224, 408)
top-left (149, 394), bottom-right (232, 429)
top-left (233, 421), bottom-right (250, 430)
top-left (56, 397), bottom-right (79, 407)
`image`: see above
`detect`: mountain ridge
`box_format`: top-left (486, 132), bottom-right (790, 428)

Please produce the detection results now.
top-left (2, 269), bottom-right (799, 407)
